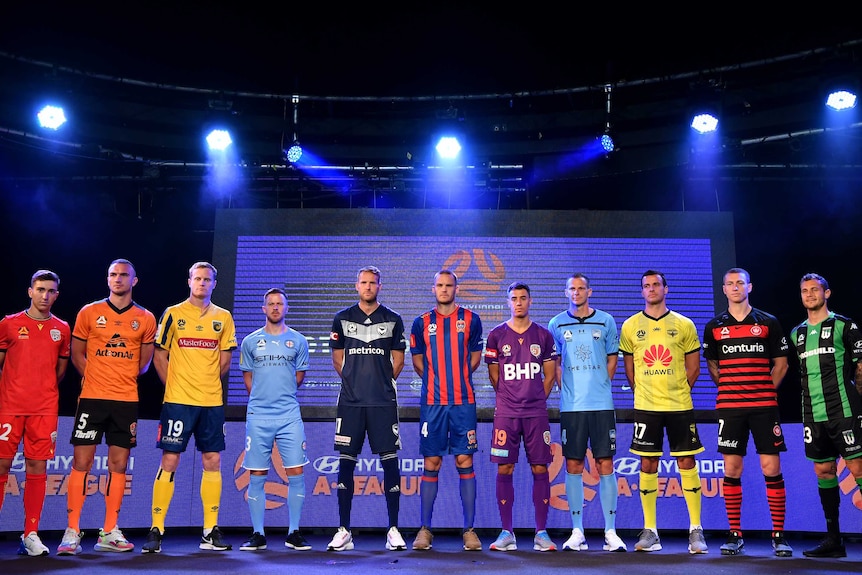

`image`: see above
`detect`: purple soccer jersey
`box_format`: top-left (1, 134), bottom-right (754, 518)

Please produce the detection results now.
top-left (484, 321), bottom-right (557, 417)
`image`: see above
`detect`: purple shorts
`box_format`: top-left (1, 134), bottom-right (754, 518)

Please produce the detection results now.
top-left (490, 415), bottom-right (552, 465)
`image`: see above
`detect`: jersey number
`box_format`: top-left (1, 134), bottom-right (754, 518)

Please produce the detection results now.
top-left (165, 419), bottom-right (184, 438)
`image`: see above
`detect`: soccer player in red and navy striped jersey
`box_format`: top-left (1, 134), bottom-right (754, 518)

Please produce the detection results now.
top-left (409, 270), bottom-right (484, 551)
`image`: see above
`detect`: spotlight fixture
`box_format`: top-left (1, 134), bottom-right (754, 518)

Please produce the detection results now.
top-left (600, 84), bottom-right (617, 153)
top-left (691, 113), bottom-right (719, 134)
top-left (600, 132), bottom-right (615, 153)
top-left (826, 89), bottom-right (857, 111)
top-left (282, 95), bottom-right (305, 164)
top-left (285, 141), bottom-right (303, 163)
top-left (205, 129), bottom-right (232, 151)
top-left (37, 104), bottom-right (67, 130)
top-left (435, 136), bottom-right (462, 160)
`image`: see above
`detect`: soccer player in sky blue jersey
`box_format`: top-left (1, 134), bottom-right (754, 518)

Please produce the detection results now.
top-left (548, 273), bottom-right (626, 552)
top-left (238, 288), bottom-right (311, 552)
top-left (484, 281), bottom-right (558, 552)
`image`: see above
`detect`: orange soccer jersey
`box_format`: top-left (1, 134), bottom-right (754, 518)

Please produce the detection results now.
top-left (73, 299), bottom-right (157, 402)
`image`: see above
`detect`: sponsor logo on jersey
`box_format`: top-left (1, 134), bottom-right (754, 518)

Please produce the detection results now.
top-left (643, 344), bottom-right (672, 367)
top-left (178, 337), bottom-right (218, 349)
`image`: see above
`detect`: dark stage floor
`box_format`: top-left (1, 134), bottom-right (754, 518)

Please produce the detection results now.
top-left (1, 528), bottom-right (860, 575)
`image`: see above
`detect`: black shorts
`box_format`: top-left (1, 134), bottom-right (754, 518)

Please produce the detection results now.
top-left (716, 407), bottom-right (787, 456)
top-left (334, 403), bottom-right (401, 455)
top-left (70, 398), bottom-right (139, 449)
top-left (629, 409), bottom-right (704, 457)
top-left (805, 416), bottom-right (862, 462)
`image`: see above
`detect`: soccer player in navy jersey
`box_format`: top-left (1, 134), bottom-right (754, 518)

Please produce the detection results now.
top-left (410, 270), bottom-right (484, 551)
top-left (238, 288), bottom-right (311, 552)
top-left (484, 281), bottom-right (558, 552)
top-left (327, 266), bottom-right (407, 551)
top-left (791, 272), bottom-right (862, 558)
top-left (702, 268), bottom-right (791, 557)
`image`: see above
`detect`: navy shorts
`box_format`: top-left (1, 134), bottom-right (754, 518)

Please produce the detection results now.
top-left (334, 403), bottom-right (401, 455)
top-left (156, 402), bottom-right (226, 453)
top-left (560, 410), bottom-right (617, 460)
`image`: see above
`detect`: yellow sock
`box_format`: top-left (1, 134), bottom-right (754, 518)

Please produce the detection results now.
top-left (639, 471), bottom-right (659, 531)
top-left (151, 468), bottom-right (175, 533)
top-left (680, 466), bottom-right (703, 527)
top-left (200, 470), bottom-right (222, 531)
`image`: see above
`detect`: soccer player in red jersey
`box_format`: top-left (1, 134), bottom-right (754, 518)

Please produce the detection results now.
top-left (0, 270), bottom-right (71, 556)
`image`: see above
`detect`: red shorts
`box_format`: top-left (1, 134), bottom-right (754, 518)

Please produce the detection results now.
top-left (0, 414), bottom-right (59, 460)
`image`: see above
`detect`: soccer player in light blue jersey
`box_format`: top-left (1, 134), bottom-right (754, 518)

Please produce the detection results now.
top-left (548, 273), bottom-right (626, 552)
top-left (238, 288), bottom-right (311, 552)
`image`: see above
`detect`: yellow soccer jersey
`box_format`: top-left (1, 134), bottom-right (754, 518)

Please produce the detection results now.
top-left (155, 300), bottom-right (237, 407)
top-left (619, 310), bottom-right (700, 412)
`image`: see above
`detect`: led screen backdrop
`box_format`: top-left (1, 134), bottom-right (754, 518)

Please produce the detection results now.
top-left (212, 209), bottom-right (736, 420)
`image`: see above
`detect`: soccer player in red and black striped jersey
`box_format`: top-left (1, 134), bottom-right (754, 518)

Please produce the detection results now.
top-left (409, 270), bottom-right (484, 551)
top-left (702, 267), bottom-right (792, 557)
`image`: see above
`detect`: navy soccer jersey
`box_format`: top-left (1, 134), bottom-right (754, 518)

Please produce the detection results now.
top-left (702, 307), bottom-right (789, 410)
top-left (330, 303), bottom-right (406, 407)
top-left (484, 321), bottom-right (557, 417)
top-left (410, 305), bottom-right (483, 406)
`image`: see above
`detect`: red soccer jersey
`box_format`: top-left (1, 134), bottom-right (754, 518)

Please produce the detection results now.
top-left (0, 311), bottom-right (71, 415)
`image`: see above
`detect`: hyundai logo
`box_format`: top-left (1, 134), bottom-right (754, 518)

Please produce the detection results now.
top-left (614, 457), bottom-right (641, 476)
top-left (313, 456), bottom-right (340, 474)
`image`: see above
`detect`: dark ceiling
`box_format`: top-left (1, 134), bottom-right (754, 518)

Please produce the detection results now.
top-left (1, 7), bottom-right (862, 191)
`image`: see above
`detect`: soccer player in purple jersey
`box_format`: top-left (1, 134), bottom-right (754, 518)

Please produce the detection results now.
top-left (410, 270), bottom-right (484, 551)
top-left (484, 282), bottom-right (558, 552)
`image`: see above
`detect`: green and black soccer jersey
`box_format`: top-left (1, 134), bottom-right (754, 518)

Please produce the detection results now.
top-left (791, 312), bottom-right (862, 423)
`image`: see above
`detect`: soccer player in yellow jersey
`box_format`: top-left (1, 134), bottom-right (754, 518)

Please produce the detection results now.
top-left (141, 262), bottom-right (237, 554)
top-left (619, 270), bottom-right (707, 554)
top-left (59, 259), bottom-right (156, 555)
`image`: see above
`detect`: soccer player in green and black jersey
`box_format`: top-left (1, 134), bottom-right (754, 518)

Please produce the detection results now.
top-left (790, 272), bottom-right (862, 558)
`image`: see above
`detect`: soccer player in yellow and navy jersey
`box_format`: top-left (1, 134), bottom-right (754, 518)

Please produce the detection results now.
top-left (619, 270), bottom-right (706, 554)
top-left (141, 261), bottom-right (237, 554)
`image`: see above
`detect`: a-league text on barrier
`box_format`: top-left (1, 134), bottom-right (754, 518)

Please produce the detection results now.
top-left (1, 417), bottom-right (860, 533)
